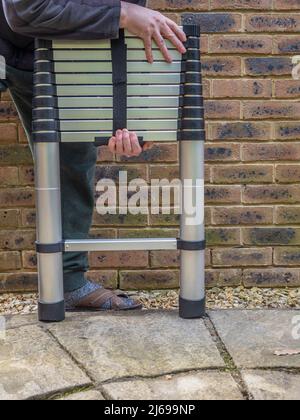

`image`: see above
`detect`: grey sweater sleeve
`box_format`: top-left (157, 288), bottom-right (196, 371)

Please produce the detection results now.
top-left (2, 0), bottom-right (147, 40)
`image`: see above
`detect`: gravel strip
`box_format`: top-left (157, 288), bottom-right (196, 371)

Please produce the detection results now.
top-left (0, 287), bottom-right (299, 315)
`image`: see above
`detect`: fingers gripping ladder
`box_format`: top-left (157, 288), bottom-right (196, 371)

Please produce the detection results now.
top-left (32, 25), bottom-right (206, 322)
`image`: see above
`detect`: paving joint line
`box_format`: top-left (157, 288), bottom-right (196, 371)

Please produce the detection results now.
top-left (204, 315), bottom-right (254, 401)
top-left (43, 326), bottom-right (96, 384)
top-left (28, 384), bottom-right (95, 401)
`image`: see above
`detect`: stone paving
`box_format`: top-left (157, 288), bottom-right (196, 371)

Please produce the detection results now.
top-left (0, 310), bottom-right (299, 400)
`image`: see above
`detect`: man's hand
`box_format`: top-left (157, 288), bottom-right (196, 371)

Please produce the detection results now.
top-left (108, 129), bottom-right (154, 157)
top-left (120, 2), bottom-right (187, 63)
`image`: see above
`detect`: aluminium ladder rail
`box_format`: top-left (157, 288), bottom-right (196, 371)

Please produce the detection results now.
top-left (32, 24), bottom-right (206, 322)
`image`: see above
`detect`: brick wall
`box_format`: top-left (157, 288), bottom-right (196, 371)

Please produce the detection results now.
top-left (1, 0), bottom-right (300, 292)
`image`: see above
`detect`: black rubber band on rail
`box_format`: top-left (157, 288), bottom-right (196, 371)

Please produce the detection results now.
top-left (33, 97), bottom-right (56, 108)
top-left (185, 50), bottom-right (200, 61)
top-left (181, 107), bottom-right (205, 119)
top-left (34, 61), bottom-right (54, 73)
top-left (36, 241), bottom-right (65, 254)
top-left (32, 132), bottom-right (60, 143)
top-left (178, 130), bottom-right (206, 141)
top-left (177, 239), bottom-right (206, 251)
top-left (184, 61), bottom-right (202, 73)
top-left (179, 96), bottom-right (204, 107)
top-left (111, 30), bottom-right (127, 133)
top-left (185, 38), bottom-right (200, 49)
top-left (33, 120), bottom-right (59, 131)
top-left (34, 73), bottom-right (55, 85)
top-left (35, 39), bottom-right (53, 50)
top-left (180, 119), bottom-right (205, 130)
top-left (33, 108), bottom-right (59, 120)
top-left (33, 41), bottom-right (60, 143)
top-left (94, 136), bottom-right (145, 147)
top-left (35, 85), bottom-right (57, 96)
top-left (184, 73), bottom-right (202, 84)
top-left (180, 85), bottom-right (202, 95)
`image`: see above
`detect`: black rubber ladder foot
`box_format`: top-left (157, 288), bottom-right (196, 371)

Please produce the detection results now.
top-left (38, 301), bottom-right (65, 322)
top-left (179, 296), bottom-right (206, 319)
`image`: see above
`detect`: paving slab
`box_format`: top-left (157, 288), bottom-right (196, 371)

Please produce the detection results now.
top-left (3, 314), bottom-right (37, 330)
top-left (209, 310), bottom-right (300, 368)
top-left (48, 311), bottom-right (224, 383)
top-left (103, 371), bottom-right (243, 400)
top-left (242, 370), bottom-right (300, 400)
top-left (0, 324), bottom-right (91, 400)
top-left (59, 390), bottom-right (104, 400)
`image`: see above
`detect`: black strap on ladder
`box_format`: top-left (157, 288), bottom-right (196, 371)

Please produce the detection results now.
top-left (111, 30), bottom-right (127, 133)
top-left (94, 30), bottom-right (145, 147)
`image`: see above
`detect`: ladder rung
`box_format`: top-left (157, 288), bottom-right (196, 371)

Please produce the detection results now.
top-left (64, 238), bottom-right (178, 252)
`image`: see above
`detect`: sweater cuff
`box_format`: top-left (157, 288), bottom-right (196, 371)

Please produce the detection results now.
top-left (110, 0), bottom-right (122, 39)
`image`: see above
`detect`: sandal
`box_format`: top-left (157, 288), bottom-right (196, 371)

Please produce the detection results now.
top-left (66, 288), bottom-right (142, 311)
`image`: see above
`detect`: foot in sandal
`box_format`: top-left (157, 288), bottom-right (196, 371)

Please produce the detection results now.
top-left (65, 281), bottom-right (142, 311)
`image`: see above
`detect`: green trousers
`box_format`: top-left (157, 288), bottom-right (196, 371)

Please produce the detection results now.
top-left (5, 65), bottom-right (97, 292)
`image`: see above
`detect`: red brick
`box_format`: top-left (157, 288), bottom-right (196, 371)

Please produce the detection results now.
top-left (243, 185), bottom-right (300, 204)
top-left (212, 206), bottom-right (273, 225)
top-left (21, 209), bottom-right (36, 227)
top-left (0, 272), bottom-right (37, 292)
top-left (206, 268), bottom-right (242, 287)
top-left (86, 270), bottom-right (118, 289)
top-left (0, 167), bottom-right (18, 186)
top-left (245, 14), bottom-right (300, 32)
top-left (205, 185), bottom-right (241, 204)
top-left (89, 251), bottom-right (148, 269)
top-left (274, 247), bottom-right (300, 266)
top-left (274, 35), bottom-right (300, 54)
top-left (18, 166), bottom-right (35, 185)
top-left (275, 206), bottom-right (300, 225)
top-left (210, 35), bottom-right (272, 54)
top-left (211, 164), bottom-right (273, 184)
top-left (209, 122), bottom-right (271, 141)
top-left (22, 251), bottom-right (37, 269)
top-left (205, 100), bottom-right (241, 120)
top-left (206, 228), bottom-right (241, 246)
top-left (275, 164), bottom-right (300, 183)
top-left (205, 143), bottom-right (241, 162)
top-left (0, 124), bottom-right (18, 144)
top-left (243, 268), bottom-right (300, 287)
top-left (244, 57), bottom-right (292, 76)
top-left (243, 101), bottom-right (300, 120)
top-left (150, 250), bottom-right (180, 268)
top-left (0, 209), bottom-right (20, 228)
top-left (0, 230), bottom-right (35, 250)
top-left (211, 0), bottom-right (272, 9)
top-left (242, 142), bottom-right (300, 162)
top-left (119, 144), bottom-right (178, 163)
top-left (119, 270), bottom-right (179, 290)
top-left (0, 188), bottom-right (35, 208)
top-left (202, 57), bottom-right (242, 77)
top-left (0, 251), bottom-right (21, 270)
top-left (274, 123), bottom-right (300, 140)
top-left (274, 80), bottom-right (300, 99)
top-left (212, 79), bottom-right (272, 98)
top-left (212, 247), bottom-right (272, 267)
top-left (274, 0), bottom-right (300, 9)
top-left (148, 0), bottom-right (209, 10)
top-left (0, 102), bottom-right (18, 121)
